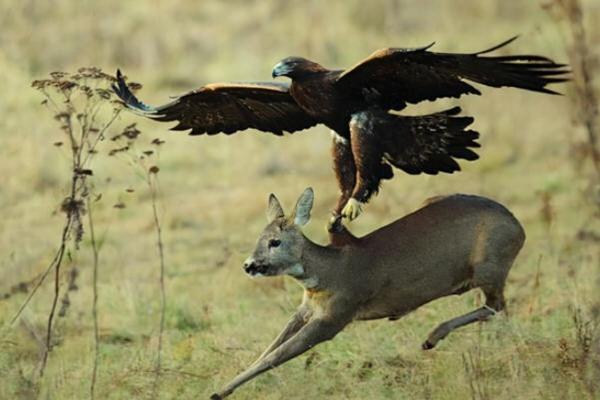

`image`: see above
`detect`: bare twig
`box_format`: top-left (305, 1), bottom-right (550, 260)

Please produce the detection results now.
top-left (88, 196), bottom-right (101, 400)
top-left (148, 168), bottom-right (166, 399)
top-left (10, 244), bottom-right (66, 325)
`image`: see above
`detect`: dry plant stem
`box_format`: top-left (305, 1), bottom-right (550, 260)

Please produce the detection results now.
top-left (87, 197), bottom-right (100, 400)
top-left (40, 173), bottom-right (78, 378)
top-left (149, 172), bottom-right (166, 399)
top-left (567, 4), bottom-right (600, 173)
top-left (548, 0), bottom-right (599, 173)
top-left (40, 104), bottom-right (86, 378)
top-left (109, 124), bottom-right (167, 398)
top-left (82, 111), bottom-right (120, 166)
top-left (41, 243), bottom-right (65, 377)
top-left (10, 245), bottom-right (65, 325)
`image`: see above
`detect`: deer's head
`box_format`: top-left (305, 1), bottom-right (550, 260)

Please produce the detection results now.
top-left (243, 188), bottom-right (314, 278)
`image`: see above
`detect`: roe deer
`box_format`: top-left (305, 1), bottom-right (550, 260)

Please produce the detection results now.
top-left (211, 188), bottom-right (525, 399)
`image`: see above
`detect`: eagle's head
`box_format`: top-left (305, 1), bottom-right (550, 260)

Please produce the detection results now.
top-left (272, 57), bottom-right (327, 79)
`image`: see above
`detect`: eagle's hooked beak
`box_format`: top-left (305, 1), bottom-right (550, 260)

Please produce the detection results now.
top-left (272, 61), bottom-right (292, 79)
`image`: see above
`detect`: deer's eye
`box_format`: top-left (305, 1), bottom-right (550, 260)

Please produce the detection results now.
top-left (268, 239), bottom-right (281, 248)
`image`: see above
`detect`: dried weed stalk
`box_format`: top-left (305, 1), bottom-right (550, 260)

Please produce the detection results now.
top-left (544, 0), bottom-right (599, 174)
top-left (149, 166), bottom-right (167, 400)
top-left (87, 194), bottom-right (101, 400)
top-left (23, 68), bottom-right (123, 381)
top-left (109, 120), bottom-right (167, 399)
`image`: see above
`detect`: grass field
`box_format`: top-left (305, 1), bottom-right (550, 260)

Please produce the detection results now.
top-left (0, 1), bottom-right (599, 399)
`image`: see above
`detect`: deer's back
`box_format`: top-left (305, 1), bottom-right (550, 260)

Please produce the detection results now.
top-left (362, 194), bottom-right (523, 247)
top-left (339, 194), bottom-right (525, 319)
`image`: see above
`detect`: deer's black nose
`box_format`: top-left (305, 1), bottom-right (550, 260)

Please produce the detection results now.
top-left (243, 260), bottom-right (257, 274)
top-left (243, 258), bottom-right (268, 276)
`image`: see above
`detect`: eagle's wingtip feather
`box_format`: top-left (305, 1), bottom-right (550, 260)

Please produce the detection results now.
top-left (111, 70), bottom-right (157, 115)
top-left (474, 35), bottom-right (520, 55)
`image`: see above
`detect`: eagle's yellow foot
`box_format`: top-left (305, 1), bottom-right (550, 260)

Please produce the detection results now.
top-left (341, 198), bottom-right (362, 221)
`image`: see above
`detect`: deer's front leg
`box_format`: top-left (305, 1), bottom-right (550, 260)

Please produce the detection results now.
top-left (250, 306), bottom-right (311, 367)
top-left (211, 317), bottom-right (348, 399)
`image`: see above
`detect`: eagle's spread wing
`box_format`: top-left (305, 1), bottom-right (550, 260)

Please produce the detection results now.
top-left (379, 107), bottom-right (479, 175)
top-left (112, 70), bottom-right (317, 136)
top-left (336, 37), bottom-right (569, 110)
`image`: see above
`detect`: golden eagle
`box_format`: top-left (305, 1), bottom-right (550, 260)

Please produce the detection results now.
top-left (113, 37), bottom-right (567, 221)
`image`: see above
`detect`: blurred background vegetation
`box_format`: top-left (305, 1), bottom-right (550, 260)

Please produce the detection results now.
top-left (0, 0), bottom-right (598, 399)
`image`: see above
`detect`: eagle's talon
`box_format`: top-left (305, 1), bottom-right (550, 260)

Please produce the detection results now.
top-left (341, 198), bottom-right (362, 221)
top-left (327, 214), bottom-right (344, 233)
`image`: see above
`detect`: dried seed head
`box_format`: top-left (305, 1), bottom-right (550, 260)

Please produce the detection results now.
top-left (128, 82), bottom-right (143, 91)
top-left (54, 112), bottom-right (71, 121)
top-left (96, 88), bottom-right (112, 99)
top-left (57, 80), bottom-right (77, 91)
top-left (122, 123), bottom-right (141, 140)
top-left (32, 79), bottom-right (51, 90)
top-left (78, 85), bottom-right (94, 98)
top-left (50, 71), bottom-right (68, 80)
top-left (108, 146), bottom-right (129, 156)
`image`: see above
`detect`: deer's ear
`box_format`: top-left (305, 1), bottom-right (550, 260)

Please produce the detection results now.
top-left (267, 194), bottom-right (285, 223)
top-left (292, 187), bottom-right (314, 226)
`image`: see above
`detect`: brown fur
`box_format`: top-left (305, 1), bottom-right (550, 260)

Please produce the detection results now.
top-left (212, 190), bottom-right (525, 399)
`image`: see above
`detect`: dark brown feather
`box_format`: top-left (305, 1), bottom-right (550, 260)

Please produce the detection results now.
top-left (335, 37), bottom-right (569, 110)
top-left (113, 71), bottom-right (317, 136)
top-left (345, 107), bottom-right (480, 204)
top-left (380, 107), bottom-right (480, 175)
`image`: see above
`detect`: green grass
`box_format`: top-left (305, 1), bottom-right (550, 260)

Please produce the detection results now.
top-left (0, 1), bottom-right (599, 399)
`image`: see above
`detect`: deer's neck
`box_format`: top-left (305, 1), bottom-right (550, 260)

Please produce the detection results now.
top-left (291, 237), bottom-right (340, 290)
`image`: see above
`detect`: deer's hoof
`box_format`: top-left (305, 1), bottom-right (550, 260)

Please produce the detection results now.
top-left (342, 198), bottom-right (362, 221)
top-left (422, 340), bottom-right (435, 350)
top-left (210, 393), bottom-right (222, 400)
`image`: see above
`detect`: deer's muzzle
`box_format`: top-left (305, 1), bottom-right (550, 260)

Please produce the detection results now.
top-left (243, 259), bottom-right (269, 276)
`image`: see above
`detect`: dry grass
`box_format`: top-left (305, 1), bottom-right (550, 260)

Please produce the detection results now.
top-left (0, 1), bottom-right (599, 399)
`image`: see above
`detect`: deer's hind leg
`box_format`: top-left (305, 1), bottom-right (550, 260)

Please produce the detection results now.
top-left (421, 221), bottom-right (524, 350)
top-left (421, 303), bottom-right (498, 350)
top-left (422, 254), bottom-right (512, 350)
